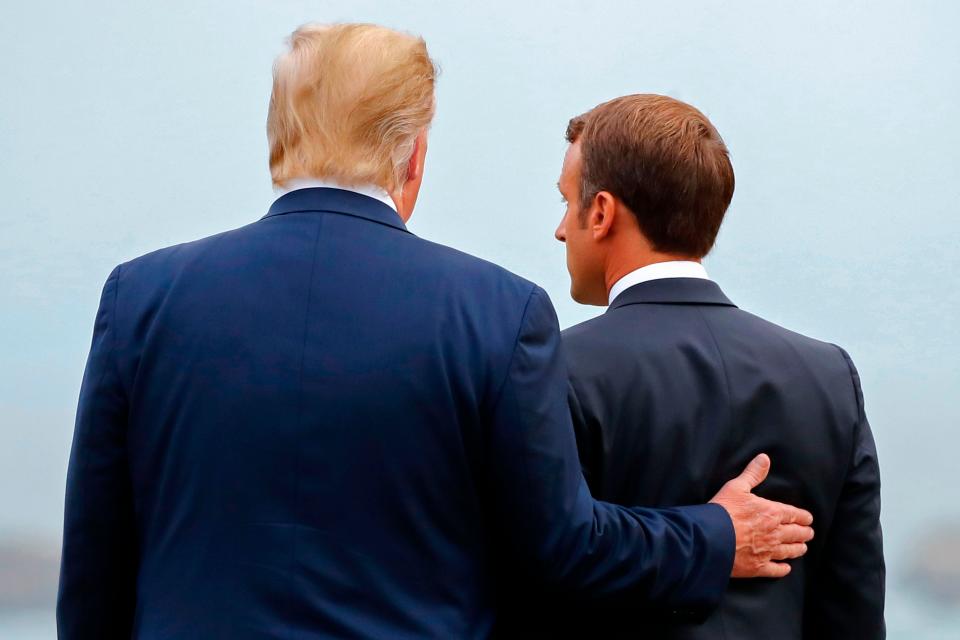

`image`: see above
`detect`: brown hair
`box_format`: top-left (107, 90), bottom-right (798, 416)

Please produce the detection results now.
top-left (566, 94), bottom-right (734, 257)
top-left (268, 24), bottom-right (438, 191)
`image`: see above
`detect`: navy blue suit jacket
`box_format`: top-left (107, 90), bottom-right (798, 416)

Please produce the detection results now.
top-left (57, 189), bottom-right (734, 639)
top-left (542, 278), bottom-right (883, 638)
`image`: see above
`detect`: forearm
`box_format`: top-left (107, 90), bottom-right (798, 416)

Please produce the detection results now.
top-left (546, 495), bottom-right (735, 609)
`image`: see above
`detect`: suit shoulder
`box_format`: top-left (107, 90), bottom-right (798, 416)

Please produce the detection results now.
top-left (730, 308), bottom-right (851, 365)
top-left (409, 235), bottom-right (539, 301)
top-left (559, 312), bottom-right (630, 382)
top-left (719, 308), bottom-right (863, 413)
top-left (561, 312), bottom-right (626, 354)
top-left (413, 236), bottom-right (533, 284)
top-left (117, 224), bottom-right (251, 281)
top-left (562, 303), bottom-right (854, 380)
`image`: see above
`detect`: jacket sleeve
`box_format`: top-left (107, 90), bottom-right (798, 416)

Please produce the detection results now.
top-left (806, 348), bottom-right (885, 638)
top-left (57, 266), bottom-right (138, 639)
top-left (485, 285), bottom-right (734, 611)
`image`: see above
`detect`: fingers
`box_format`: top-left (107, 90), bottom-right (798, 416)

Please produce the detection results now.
top-left (771, 542), bottom-right (808, 561)
top-left (755, 562), bottom-right (792, 579)
top-left (751, 494), bottom-right (814, 526)
top-left (777, 523), bottom-right (815, 544)
top-left (736, 453), bottom-right (771, 490)
top-left (778, 504), bottom-right (814, 526)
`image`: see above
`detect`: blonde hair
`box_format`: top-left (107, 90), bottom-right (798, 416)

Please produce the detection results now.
top-left (267, 23), bottom-right (437, 191)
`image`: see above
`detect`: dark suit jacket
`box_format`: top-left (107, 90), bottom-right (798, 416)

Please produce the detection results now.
top-left (57, 189), bottom-right (736, 639)
top-left (553, 277), bottom-right (884, 639)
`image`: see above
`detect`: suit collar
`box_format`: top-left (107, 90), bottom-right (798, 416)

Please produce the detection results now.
top-left (607, 278), bottom-right (737, 311)
top-left (262, 187), bottom-right (409, 233)
top-left (608, 261), bottom-right (709, 305)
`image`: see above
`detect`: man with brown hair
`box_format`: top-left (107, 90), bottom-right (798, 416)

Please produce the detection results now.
top-left (545, 94), bottom-right (885, 637)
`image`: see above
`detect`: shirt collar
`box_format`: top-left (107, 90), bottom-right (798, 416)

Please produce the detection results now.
top-left (275, 178), bottom-right (397, 212)
top-left (608, 261), bottom-right (710, 305)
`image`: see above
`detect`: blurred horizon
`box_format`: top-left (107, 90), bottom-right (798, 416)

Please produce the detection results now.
top-left (2, 1), bottom-right (958, 636)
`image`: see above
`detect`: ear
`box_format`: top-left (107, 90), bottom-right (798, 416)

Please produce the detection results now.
top-left (589, 191), bottom-right (617, 240)
top-left (406, 130), bottom-right (428, 184)
top-left (393, 129), bottom-right (429, 222)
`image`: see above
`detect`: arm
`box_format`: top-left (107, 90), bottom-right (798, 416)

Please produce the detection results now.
top-left (486, 286), bottom-right (735, 611)
top-left (805, 348), bottom-right (885, 638)
top-left (57, 266), bottom-right (138, 639)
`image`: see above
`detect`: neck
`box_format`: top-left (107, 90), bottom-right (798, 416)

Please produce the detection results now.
top-left (604, 251), bottom-right (701, 298)
top-left (388, 187), bottom-right (410, 222)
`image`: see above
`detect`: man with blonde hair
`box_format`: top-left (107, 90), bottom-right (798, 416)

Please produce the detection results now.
top-left (58, 25), bottom-right (813, 638)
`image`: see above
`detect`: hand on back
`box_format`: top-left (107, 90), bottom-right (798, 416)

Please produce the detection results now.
top-left (711, 454), bottom-right (815, 578)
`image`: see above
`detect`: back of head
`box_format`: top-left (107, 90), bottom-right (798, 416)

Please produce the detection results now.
top-left (567, 94), bottom-right (734, 257)
top-left (268, 23), bottom-right (437, 192)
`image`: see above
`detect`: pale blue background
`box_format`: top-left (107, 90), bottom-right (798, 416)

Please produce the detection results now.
top-left (2, 1), bottom-right (958, 636)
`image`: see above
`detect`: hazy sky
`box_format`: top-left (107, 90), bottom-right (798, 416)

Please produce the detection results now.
top-left (1, 1), bottom-right (958, 634)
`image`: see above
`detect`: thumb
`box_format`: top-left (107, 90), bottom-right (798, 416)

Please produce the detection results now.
top-left (737, 453), bottom-right (771, 490)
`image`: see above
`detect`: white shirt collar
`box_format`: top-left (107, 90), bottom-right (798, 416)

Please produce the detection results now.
top-left (608, 261), bottom-right (710, 305)
top-left (275, 178), bottom-right (397, 212)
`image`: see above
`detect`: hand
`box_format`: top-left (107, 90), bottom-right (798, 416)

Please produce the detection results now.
top-left (710, 453), bottom-right (814, 578)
